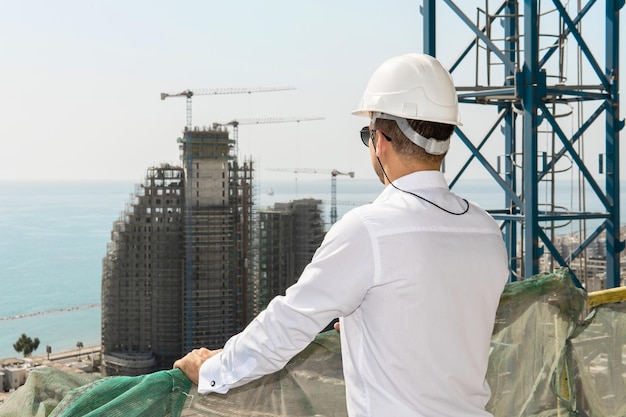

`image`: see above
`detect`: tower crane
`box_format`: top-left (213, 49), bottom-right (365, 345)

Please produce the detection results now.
top-left (270, 168), bottom-right (355, 225)
top-left (213, 116), bottom-right (325, 156)
top-left (160, 86), bottom-right (296, 131)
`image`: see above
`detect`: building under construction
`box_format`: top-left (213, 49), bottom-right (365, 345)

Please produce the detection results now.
top-left (254, 198), bottom-right (324, 315)
top-left (101, 126), bottom-right (255, 375)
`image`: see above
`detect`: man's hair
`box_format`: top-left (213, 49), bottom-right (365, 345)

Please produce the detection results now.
top-left (374, 118), bottom-right (455, 164)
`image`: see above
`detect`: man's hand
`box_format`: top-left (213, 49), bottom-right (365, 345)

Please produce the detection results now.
top-left (174, 348), bottom-right (222, 386)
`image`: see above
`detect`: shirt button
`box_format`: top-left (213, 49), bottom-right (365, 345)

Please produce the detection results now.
top-left (210, 381), bottom-right (216, 387)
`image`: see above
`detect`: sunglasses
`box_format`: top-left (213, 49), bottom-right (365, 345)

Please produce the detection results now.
top-left (360, 126), bottom-right (392, 147)
top-left (360, 126), bottom-right (373, 147)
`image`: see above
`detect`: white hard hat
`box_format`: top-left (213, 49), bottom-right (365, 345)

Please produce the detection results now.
top-left (352, 53), bottom-right (462, 126)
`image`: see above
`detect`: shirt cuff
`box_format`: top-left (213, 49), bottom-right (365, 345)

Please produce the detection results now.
top-left (198, 351), bottom-right (228, 394)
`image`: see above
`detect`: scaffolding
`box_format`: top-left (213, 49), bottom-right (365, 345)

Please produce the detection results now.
top-left (101, 164), bottom-right (185, 375)
top-left (100, 118), bottom-right (335, 375)
top-left (255, 199), bottom-right (324, 314)
top-left (178, 127), bottom-right (254, 351)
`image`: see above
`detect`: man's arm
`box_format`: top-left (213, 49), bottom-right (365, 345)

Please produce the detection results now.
top-left (174, 209), bottom-right (373, 392)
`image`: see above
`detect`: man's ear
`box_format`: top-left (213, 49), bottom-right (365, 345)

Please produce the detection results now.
top-left (374, 131), bottom-right (387, 157)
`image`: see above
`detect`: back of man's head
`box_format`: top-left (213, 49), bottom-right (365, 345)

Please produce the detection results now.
top-left (353, 53), bottom-right (460, 161)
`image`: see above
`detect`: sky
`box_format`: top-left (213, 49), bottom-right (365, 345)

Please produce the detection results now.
top-left (0, 1), bottom-right (624, 184)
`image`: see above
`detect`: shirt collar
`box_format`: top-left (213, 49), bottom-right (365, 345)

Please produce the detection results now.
top-left (375, 170), bottom-right (449, 202)
top-left (392, 170), bottom-right (449, 190)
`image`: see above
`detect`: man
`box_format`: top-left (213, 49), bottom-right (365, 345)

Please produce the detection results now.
top-left (175, 53), bottom-right (509, 417)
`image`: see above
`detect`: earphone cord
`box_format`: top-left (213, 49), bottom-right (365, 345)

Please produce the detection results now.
top-left (378, 157), bottom-right (470, 216)
top-left (389, 181), bottom-right (470, 215)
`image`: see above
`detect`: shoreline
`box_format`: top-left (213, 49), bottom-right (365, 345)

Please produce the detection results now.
top-left (0, 306), bottom-right (101, 361)
top-left (1, 344), bottom-right (101, 364)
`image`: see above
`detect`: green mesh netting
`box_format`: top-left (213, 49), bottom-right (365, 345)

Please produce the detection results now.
top-left (571, 301), bottom-right (626, 417)
top-left (186, 330), bottom-right (345, 417)
top-left (48, 368), bottom-right (191, 417)
top-left (486, 268), bottom-right (586, 417)
top-left (0, 368), bottom-right (99, 417)
top-left (0, 367), bottom-right (191, 417)
top-left (5, 268), bottom-right (626, 417)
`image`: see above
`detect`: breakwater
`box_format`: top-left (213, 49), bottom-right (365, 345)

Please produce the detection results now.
top-left (0, 304), bottom-right (100, 322)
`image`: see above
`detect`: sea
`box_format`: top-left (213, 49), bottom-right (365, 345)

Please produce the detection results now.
top-left (0, 178), bottom-right (624, 359)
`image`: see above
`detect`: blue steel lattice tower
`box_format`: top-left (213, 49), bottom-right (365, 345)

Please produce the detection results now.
top-left (423, 0), bottom-right (623, 287)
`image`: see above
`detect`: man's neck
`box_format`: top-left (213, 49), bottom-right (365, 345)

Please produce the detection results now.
top-left (382, 159), bottom-right (441, 184)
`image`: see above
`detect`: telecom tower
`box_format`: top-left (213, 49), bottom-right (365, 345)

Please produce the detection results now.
top-left (423, 0), bottom-right (622, 287)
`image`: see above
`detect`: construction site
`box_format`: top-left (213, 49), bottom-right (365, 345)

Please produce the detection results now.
top-left (100, 113), bottom-right (331, 375)
top-left (99, 0), bottom-right (623, 378)
top-left (2, 1), bottom-right (625, 416)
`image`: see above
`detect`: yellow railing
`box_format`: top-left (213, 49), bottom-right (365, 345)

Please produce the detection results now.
top-left (587, 285), bottom-right (626, 308)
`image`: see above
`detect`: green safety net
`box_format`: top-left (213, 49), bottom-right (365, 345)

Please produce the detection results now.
top-left (187, 330), bottom-right (346, 417)
top-left (0, 368), bottom-right (99, 417)
top-left (49, 368), bottom-right (191, 417)
top-left (2, 268), bottom-right (626, 417)
top-left (571, 300), bottom-right (626, 417)
top-left (486, 269), bottom-right (586, 417)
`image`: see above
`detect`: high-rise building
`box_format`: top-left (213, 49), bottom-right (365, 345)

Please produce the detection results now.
top-left (101, 164), bottom-right (185, 375)
top-left (178, 127), bottom-right (254, 352)
top-left (254, 199), bottom-right (324, 314)
top-left (101, 126), bottom-right (254, 375)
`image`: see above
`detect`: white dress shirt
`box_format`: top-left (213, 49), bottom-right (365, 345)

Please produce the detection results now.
top-left (198, 170), bottom-right (509, 417)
